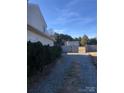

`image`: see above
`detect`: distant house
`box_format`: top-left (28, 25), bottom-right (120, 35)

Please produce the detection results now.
top-left (65, 41), bottom-right (79, 46)
top-left (62, 41), bottom-right (79, 53)
top-left (27, 3), bottom-right (54, 46)
top-left (79, 45), bottom-right (97, 53)
top-left (86, 45), bottom-right (97, 52)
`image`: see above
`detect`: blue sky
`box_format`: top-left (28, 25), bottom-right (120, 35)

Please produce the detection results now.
top-left (29, 0), bottom-right (97, 38)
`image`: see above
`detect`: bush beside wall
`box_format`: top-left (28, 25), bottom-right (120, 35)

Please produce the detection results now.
top-left (27, 41), bottom-right (62, 77)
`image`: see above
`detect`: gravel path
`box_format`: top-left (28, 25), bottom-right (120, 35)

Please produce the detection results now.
top-left (28, 54), bottom-right (97, 93)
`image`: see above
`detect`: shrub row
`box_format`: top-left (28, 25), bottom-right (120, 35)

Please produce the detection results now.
top-left (27, 41), bottom-right (62, 77)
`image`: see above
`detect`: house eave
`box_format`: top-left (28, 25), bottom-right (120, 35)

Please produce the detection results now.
top-left (27, 24), bottom-right (55, 41)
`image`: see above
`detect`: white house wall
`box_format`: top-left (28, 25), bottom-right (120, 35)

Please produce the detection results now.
top-left (65, 41), bottom-right (79, 46)
top-left (86, 45), bottom-right (97, 52)
top-left (27, 30), bottom-right (54, 46)
top-left (27, 4), bottom-right (47, 33)
top-left (62, 46), bottom-right (79, 53)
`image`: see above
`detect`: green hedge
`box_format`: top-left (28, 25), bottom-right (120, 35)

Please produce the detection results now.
top-left (27, 41), bottom-right (62, 77)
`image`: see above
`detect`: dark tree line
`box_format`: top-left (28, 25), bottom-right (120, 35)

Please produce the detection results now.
top-left (54, 33), bottom-right (73, 46)
top-left (54, 33), bottom-right (97, 46)
top-left (80, 35), bottom-right (97, 46)
top-left (87, 38), bottom-right (97, 45)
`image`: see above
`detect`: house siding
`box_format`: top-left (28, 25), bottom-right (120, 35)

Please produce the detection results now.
top-left (27, 3), bottom-right (54, 46)
top-left (27, 30), bottom-right (54, 46)
top-left (27, 4), bottom-right (47, 33)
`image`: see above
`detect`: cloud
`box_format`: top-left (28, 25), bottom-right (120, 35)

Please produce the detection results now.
top-left (54, 29), bottom-right (65, 34)
top-left (66, 0), bottom-right (80, 8)
top-left (49, 0), bottom-right (96, 37)
top-left (53, 12), bottom-right (95, 26)
top-left (51, 0), bottom-right (81, 25)
top-left (51, 0), bottom-right (95, 26)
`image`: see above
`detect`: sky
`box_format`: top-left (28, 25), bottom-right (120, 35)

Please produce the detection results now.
top-left (29, 0), bottom-right (97, 38)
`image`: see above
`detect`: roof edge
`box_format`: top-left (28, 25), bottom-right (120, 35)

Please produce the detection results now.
top-left (27, 24), bottom-right (55, 41)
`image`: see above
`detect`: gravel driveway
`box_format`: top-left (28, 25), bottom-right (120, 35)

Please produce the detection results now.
top-left (28, 54), bottom-right (97, 93)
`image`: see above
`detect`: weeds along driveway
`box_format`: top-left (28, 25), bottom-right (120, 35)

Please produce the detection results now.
top-left (28, 54), bottom-right (97, 93)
